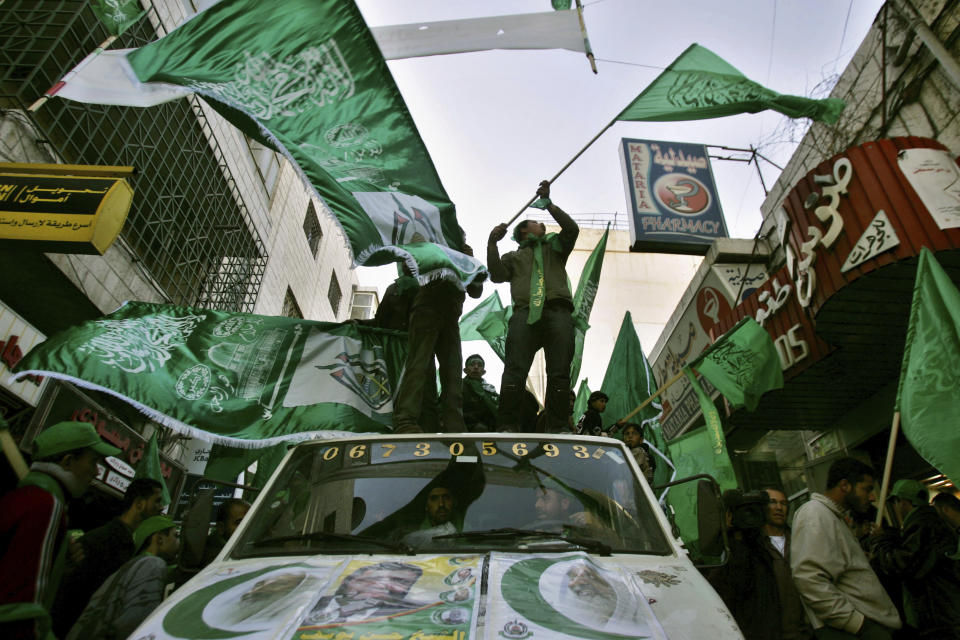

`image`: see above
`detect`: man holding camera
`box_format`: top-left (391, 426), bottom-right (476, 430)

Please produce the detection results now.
top-left (708, 488), bottom-right (812, 640)
top-left (790, 458), bottom-right (900, 639)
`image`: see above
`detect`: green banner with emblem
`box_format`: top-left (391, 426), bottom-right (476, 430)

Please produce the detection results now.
top-left (12, 301), bottom-right (407, 447)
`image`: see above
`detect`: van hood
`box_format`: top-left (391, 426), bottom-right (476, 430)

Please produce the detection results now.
top-left (131, 553), bottom-right (741, 639)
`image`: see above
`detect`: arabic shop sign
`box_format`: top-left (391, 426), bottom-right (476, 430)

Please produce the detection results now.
top-left (32, 381), bottom-right (184, 498)
top-left (619, 138), bottom-right (728, 255)
top-left (0, 299), bottom-right (48, 406)
top-left (0, 163), bottom-right (134, 255)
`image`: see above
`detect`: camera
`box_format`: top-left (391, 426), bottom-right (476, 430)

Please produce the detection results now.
top-left (722, 489), bottom-right (769, 530)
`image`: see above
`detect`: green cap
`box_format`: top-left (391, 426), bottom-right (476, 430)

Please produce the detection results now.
top-left (888, 479), bottom-right (928, 507)
top-left (134, 515), bottom-right (176, 552)
top-left (33, 421), bottom-right (122, 460)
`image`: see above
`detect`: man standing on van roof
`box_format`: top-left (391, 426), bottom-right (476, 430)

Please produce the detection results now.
top-left (487, 180), bottom-right (578, 433)
top-left (790, 457), bottom-right (901, 640)
top-left (0, 421), bottom-right (120, 640)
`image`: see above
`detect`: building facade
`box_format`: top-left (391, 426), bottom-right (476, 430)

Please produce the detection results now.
top-left (1, 0), bottom-right (360, 503)
top-left (650, 0), bottom-right (960, 504)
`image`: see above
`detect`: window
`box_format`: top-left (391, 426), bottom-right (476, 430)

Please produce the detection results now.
top-left (328, 272), bottom-right (342, 316)
top-left (247, 137), bottom-right (282, 198)
top-left (282, 287), bottom-right (303, 319)
top-left (350, 291), bottom-right (377, 320)
top-left (303, 202), bottom-right (323, 258)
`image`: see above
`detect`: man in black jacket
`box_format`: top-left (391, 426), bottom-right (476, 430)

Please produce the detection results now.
top-left (871, 479), bottom-right (960, 639)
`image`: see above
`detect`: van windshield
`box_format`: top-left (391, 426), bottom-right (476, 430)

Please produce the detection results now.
top-left (232, 437), bottom-right (672, 557)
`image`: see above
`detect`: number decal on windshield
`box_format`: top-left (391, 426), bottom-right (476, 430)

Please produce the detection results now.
top-left (380, 443), bottom-right (396, 458)
top-left (449, 442), bottom-right (464, 456)
top-left (572, 445), bottom-right (589, 459)
top-left (482, 441), bottom-right (497, 456)
top-left (414, 442), bottom-right (431, 457)
top-left (512, 442), bottom-right (528, 456)
top-left (322, 447), bottom-right (339, 461)
top-left (349, 444), bottom-right (367, 459)
top-left (543, 444), bottom-right (559, 457)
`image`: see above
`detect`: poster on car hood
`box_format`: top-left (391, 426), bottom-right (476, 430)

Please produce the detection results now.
top-left (135, 558), bottom-right (344, 640)
top-left (291, 555), bottom-right (482, 640)
top-left (485, 552), bottom-right (667, 640)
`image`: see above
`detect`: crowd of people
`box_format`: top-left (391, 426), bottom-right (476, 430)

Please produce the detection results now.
top-left (0, 420), bottom-right (251, 639)
top-left (708, 457), bottom-right (960, 640)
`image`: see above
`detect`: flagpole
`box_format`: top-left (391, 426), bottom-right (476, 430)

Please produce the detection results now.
top-left (874, 410), bottom-right (901, 526)
top-left (28, 35), bottom-right (118, 112)
top-left (503, 118), bottom-right (617, 226)
top-left (618, 369), bottom-right (686, 424)
top-left (574, 0), bottom-right (597, 75)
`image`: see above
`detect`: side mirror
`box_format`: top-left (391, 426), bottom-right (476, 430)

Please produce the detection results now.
top-left (652, 473), bottom-right (729, 568)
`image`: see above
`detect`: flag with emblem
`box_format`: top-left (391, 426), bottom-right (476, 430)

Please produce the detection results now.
top-left (12, 301), bottom-right (408, 447)
top-left (569, 225), bottom-right (608, 384)
top-left (896, 247), bottom-right (960, 486)
top-left (55, 0), bottom-right (486, 289)
top-left (618, 43), bottom-right (845, 124)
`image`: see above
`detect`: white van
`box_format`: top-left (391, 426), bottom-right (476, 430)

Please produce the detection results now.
top-left (131, 433), bottom-right (742, 639)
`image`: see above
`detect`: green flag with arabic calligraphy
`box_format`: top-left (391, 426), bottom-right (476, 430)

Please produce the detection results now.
top-left (91, 0), bottom-right (146, 37)
top-left (12, 301), bottom-right (408, 448)
top-left (896, 248), bottom-right (960, 486)
top-left (569, 225), bottom-right (608, 385)
top-left (618, 44), bottom-right (845, 124)
top-left (123, 0), bottom-right (486, 289)
top-left (688, 316), bottom-right (784, 412)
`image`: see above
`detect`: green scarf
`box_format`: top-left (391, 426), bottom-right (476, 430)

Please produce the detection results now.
top-left (463, 377), bottom-right (499, 416)
top-left (516, 232), bottom-right (564, 324)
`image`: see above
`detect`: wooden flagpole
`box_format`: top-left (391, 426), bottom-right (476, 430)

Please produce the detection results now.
top-left (617, 369), bottom-right (686, 425)
top-left (503, 118), bottom-right (617, 227)
top-left (874, 411), bottom-right (901, 526)
top-left (28, 35), bottom-right (118, 112)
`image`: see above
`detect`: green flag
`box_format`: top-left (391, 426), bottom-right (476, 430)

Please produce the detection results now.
top-left (460, 291), bottom-right (505, 342)
top-left (551, 0), bottom-right (573, 9)
top-left (688, 316), bottom-right (784, 412)
top-left (477, 305), bottom-right (512, 362)
top-left (12, 301), bottom-right (408, 447)
top-left (618, 43), bottom-right (845, 124)
top-left (897, 247), bottom-right (960, 485)
top-left (598, 312), bottom-right (673, 490)
top-left (90, 0), bottom-right (146, 37)
top-left (665, 425), bottom-right (737, 555)
top-left (570, 225), bottom-right (609, 385)
top-left (125, 0), bottom-right (486, 289)
top-left (573, 378), bottom-right (591, 422)
top-left (135, 431), bottom-right (171, 505)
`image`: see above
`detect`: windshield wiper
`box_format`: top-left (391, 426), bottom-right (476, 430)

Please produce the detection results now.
top-left (434, 528), bottom-right (612, 555)
top-left (251, 531), bottom-right (413, 554)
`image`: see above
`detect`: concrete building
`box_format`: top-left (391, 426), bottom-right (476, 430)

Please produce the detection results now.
top-left (0, 0), bottom-right (359, 504)
top-left (650, 0), bottom-right (960, 502)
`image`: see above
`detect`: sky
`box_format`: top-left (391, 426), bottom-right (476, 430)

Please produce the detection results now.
top-left (352, 0), bottom-right (886, 389)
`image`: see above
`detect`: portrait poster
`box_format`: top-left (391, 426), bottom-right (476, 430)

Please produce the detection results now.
top-left (292, 555), bottom-right (483, 640)
top-left (484, 552), bottom-right (667, 640)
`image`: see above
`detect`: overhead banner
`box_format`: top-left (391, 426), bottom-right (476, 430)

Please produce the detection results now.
top-left (619, 138), bottom-right (728, 255)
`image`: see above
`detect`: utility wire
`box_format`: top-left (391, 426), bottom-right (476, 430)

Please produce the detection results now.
top-left (592, 57), bottom-right (666, 71)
